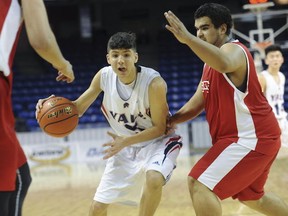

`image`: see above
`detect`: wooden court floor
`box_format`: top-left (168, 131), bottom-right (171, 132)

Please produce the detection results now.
top-left (23, 148), bottom-right (288, 216)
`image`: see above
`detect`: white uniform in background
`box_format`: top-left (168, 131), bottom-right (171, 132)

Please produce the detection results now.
top-left (93, 65), bottom-right (182, 204)
top-left (261, 70), bottom-right (288, 147)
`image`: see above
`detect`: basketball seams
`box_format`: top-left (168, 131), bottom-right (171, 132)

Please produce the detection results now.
top-left (38, 102), bottom-right (76, 123)
top-left (43, 114), bottom-right (79, 130)
top-left (37, 97), bottom-right (79, 137)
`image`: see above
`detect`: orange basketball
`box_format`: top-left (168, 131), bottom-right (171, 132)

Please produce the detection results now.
top-left (37, 96), bottom-right (79, 137)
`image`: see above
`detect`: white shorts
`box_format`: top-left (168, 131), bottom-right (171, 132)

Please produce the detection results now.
top-left (93, 134), bottom-right (182, 205)
top-left (279, 117), bottom-right (288, 148)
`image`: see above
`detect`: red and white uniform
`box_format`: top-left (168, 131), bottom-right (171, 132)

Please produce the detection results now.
top-left (189, 41), bottom-right (281, 201)
top-left (0, 0), bottom-right (27, 190)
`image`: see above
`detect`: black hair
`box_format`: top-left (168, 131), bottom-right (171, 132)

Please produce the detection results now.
top-left (107, 32), bottom-right (137, 52)
top-left (265, 44), bottom-right (283, 56)
top-left (194, 3), bottom-right (233, 35)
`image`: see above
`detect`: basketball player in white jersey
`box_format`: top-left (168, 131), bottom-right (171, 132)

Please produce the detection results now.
top-left (258, 44), bottom-right (288, 150)
top-left (164, 3), bottom-right (288, 216)
top-left (0, 0), bottom-right (75, 215)
top-left (36, 32), bottom-right (182, 216)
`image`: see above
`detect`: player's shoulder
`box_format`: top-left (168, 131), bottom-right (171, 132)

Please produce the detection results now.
top-left (259, 70), bottom-right (269, 77)
top-left (279, 71), bottom-right (286, 78)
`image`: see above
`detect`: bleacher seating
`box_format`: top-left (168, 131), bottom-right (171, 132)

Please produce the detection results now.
top-left (12, 31), bottom-right (288, 132)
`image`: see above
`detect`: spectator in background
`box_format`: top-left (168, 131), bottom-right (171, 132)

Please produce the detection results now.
top-left (258, 44), bottom-right (288, 152)
top-left (0, 0), bottom-right (75, 215)
top-left (164, 3), bottom-right (288, 216)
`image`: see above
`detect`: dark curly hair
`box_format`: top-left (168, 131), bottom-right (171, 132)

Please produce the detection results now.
top-left (107, 32), bottom-right (137, 52)
top-left (194, 3), bottom-right (233, 36)
top-left (265, 44), bottom-right (283, 56)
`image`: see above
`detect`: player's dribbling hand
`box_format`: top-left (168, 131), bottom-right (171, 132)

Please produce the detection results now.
top-left (165, 116), bottom-right (177, 135)
top-left (35, 94), bottom-right (55, 120)
top-left (102, 132), bottom-right (125, 160)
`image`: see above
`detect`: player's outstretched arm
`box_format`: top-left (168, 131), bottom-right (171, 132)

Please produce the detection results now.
top-left (170, 81), bottom-right (205, 125)
top-left (21, 0), bottom-right (74, 83)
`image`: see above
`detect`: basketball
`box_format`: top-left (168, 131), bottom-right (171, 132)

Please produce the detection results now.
top-left (37, 96), bottom-right (79, 137)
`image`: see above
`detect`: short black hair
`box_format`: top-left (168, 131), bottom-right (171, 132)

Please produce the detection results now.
top-left (265, 44), bottom-right (283, 56)
top-left (194, 3), bottom-right (233, 36)
top-left (107, 32), bottom-right (137, 52)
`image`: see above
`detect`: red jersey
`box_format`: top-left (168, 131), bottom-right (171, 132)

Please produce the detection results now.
top-left (201, 41), bottom-right (280, 154)
top-left (0, 0), bottom-right (26, 191)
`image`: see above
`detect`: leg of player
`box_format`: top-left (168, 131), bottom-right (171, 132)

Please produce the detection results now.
top-left (89, 201), bottom-right (109, 216)
top-left (138, 170), bottom-right (165, 216)
top-left (241, 193), bottom-right (288, 216)
top-left (188, 177), bottom-right (222, 216)
top-left (9, 162), bottom-right (32, 216)
top-left (0, 192), bottom-right (12, 216)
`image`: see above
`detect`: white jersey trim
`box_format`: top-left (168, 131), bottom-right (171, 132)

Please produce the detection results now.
top-left (0, 0), bottom-right (22, 76)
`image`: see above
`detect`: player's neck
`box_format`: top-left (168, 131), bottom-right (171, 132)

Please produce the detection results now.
top-left (267, 67), bottom-right (279, 76)
top-left (118, 69), bottom-right (137, 85)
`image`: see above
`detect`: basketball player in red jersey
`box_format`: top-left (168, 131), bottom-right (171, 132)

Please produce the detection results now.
top-left (0, 0), bottom-right (74, 215)
top-left (165, 3), bottom-right (288, 216)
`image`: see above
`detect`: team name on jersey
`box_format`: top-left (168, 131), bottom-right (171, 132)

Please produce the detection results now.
top-left (270, 93), bottom-right (283, 101)
top-left (201, 80), bottom-right (210, 93)
top-left (110, 111), bottom-right (138, 123)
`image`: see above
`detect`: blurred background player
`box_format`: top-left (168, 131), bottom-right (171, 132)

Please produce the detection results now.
top-left (258, 44), bottom-right (288, 151)
top-left (0, 0), bottom-right (75, 215)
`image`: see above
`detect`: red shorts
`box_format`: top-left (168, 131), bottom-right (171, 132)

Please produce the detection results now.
top-left (189, 138), bottom-right (279, 201)
top-left (0, 76), bottom-right (27, 191)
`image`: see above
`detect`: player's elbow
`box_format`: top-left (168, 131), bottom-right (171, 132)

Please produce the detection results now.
top-left (216, 62), bottom-right (232, 73)
top-left (28, 33), bottom-right (54, 53)
top-left (156, 124), bottom-right (167, 136)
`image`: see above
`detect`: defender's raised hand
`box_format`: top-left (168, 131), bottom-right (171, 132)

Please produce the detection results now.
top-left (164, 10), bottom-right (192, 45)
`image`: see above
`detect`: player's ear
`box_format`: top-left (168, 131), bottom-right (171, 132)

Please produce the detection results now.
top-left (106, 54), bottom-right (111, 64)
top-left (220, 24), bottom-right (227, 35)
top-left (135, 52), bottom-right (139, 63)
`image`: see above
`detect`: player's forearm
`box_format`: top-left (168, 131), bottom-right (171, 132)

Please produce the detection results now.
top-left (184, 35), bottom-right (231, 73)
top-left (32, 38), bottom-right (70, 71)
top-left (123, 126), bottom-right (166, 147)
top-left (22, 0), bottom-right (68, 70)
top-left (171, 103), bottom-right (203, 125)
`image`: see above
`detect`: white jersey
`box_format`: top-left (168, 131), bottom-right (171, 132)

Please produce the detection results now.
top-left (0, 0), bottom-right (22, 76)
top-left (261, 70), bottom-right (287, 120)
top-left (100, 65), bottom-right (165, 147)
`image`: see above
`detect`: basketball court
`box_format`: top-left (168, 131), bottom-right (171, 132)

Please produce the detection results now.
top-left (21, 1), bottom-right (288, 216)
top-left (22, 150), bottom-right (288, 216)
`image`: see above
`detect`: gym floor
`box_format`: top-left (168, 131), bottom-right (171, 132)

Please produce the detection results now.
top-left (23, 148), bottom-right (288, 216)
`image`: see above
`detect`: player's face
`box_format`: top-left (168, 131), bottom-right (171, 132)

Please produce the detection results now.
top-left (106, 49), bottom-right (138, 82)
top-left (195, 16), bottom-right (225, 47)
top-left (265, 51), bottom-right (284, 70)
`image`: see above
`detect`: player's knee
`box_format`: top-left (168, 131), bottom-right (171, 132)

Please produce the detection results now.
top-left (146, 170), bottom-right (164, 190)
top-left (241, 198), bottom-right (262, 209)
top-left (188, 176), bottom-right (208, 195)
top-left (89, 200), bottom-right (108, 215)
top-left (187, 176), bottom-right (196, 191)
top-left (22, 174), bottom-right (32, 193)
top-left (23, 170), bottom-right (32, 187)
top-left (19, 163), bottom-right (32, 194)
